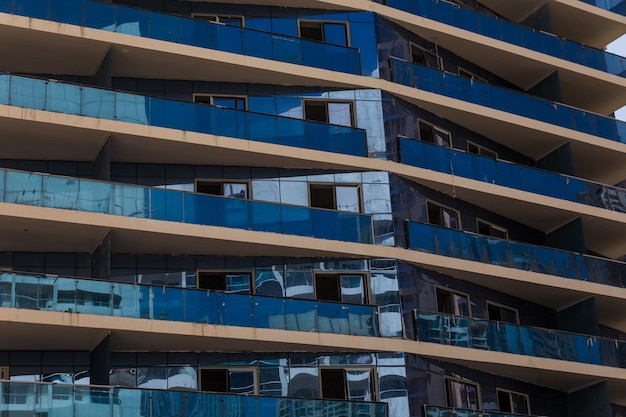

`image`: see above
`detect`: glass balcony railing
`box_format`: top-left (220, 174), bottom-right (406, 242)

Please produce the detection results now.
top-left (0, 168), bottom-right (374, 244)
top-left (0, 73), bottom-right (367, 157)
top-left (581, 0), bottom-right (626, 15)
top-left (0, 380), bottom-right (388, 417)
top-left (1, 0), bottom-right (361, 74)
top-left (0, 271), bottom-right (381, 337)
top-left (390, 58), bottom-right (626, 144)
top-left (424, 405), bottom-right (545, 417)
top-left (415, 311), bottom-right (626, 368)
top-left (380, 0), bottom-right (626, 75)
top-left (399, 137), bottom-right (626, 213)
top-left (406, 221), bottom-right (626, 288)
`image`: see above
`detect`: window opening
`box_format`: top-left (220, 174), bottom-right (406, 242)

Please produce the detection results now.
top-left (299, 21), bottom-right (349, 46)
top-left (487, 302), bottom-right (519, 324)
top-left (476, 219), bottom-right (508, 239)
top-left (446, 378), bottom-right (479, 410)
top-left (497, 389), bottom-right (530, 414)
top-left (200, 368), bottom-right (256, 395)
top-left (0, 367), bottom-right (8, 380)
top-left (418, 120), bottom-right (451, 147)
top-left (314, 273), bottom-right (366, 304)
top-left (192, 14), bottom-right (244, 27)
top-left (303, 100), bottom-right (354, 127)
top-left (320, 368), bottom-right (374, 401)
top-left (194, 94), bottom-right (247, 110)
top-left (427, 201), bottom-right (460, 229)
top-left (309, 184), bottom-right (361, 213)
top-left (436, 287), bottom-right (470, 316)
top-left (468, 141), bottom-right (498, 159)
top-left (411, 43), bottom-right (442, 69)
top-left (458, 67), bottom-right (487, 83)
top-left (197, 271), bottom-right (252, 293)
top-left (320, 368), bottom-right (346, 400)
top-left (196, 180), bottom-right (249, 199)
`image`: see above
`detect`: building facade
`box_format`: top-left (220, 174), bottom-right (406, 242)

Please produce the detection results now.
top-left (0, 0), bottom-right (625, 416)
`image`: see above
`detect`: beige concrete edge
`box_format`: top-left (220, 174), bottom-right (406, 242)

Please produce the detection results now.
top-left (1, 104), bottom-right (624, 227)
top-left (1, 6), bottom-right (624, 93)
top-left (0, 202), bottom-right (625, 302)
top-left (1, 307), bottom-right (625, 383)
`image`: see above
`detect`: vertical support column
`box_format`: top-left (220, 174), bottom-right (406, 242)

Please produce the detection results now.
top-left (93, 48), bottom-right (113, 89)
top-left (90, 333), bottom-right (111, 386)
top-left (568, 381), bottom-right (612, 417)
top-left (545, 217), bottom-right (586, 254)
top-left (91, 230), bottom-right (111, 280)
top-left (527, 70), bottom-right (563, 103)
top-left (556, 297), bottom-right (599, 336)
top-left (520, 2), bottom-right (552, 33)
top-left (92, 136), bottom-right (111, 181)
top-left (536, 142), bottom-right (575, 176)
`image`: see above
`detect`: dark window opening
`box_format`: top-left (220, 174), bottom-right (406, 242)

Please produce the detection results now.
top-left (197, 271), bottom-right (251, 293)
top-left (487, 302), bottom-right (518, 324)
top-left (304, 100), bottom-right (354, 127)
top-left (194, 14), bottom-right (244, 27)
top-left (418, 121), bottom-right (450, 147)
top-left (201, 369), bottom-right (229, 393)
top-left (321, 369), bottom-right (347, 400)
top-left (468, 142), bottom-right (497, 159)
top-left (194, 95), bottom-right (247, 110)
top-left (446, 379), bottom-right (479, 410)
top-left (196, 181), bottom-right (248, 199)
top-left (310, 184), bottom-right (336, 210)
top-left (304, 101), bottom-right (328, 123)
top-left (299, 21), bottom-right (348, 46)
top-left (497, 389), bottom-right (529, 414)
top-left (427, 201), bottom-right (459, 229)
top-left (315, 274), bottom-right (366, 304)
top-left (300, 21), bottom-right (324, 42)
top-left (411, 44), bottom-right (441, 69)
top-left (315, 275), bottom-right (341, 302)
top-left (436, 288), bottom-right (469, 316)
top-left (477, 220), bottom-right (508, 239)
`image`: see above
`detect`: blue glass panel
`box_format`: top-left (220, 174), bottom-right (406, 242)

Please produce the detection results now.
top-left (81, 87), bottom-right (115, 120)
top-left (317, 302), bottom-right (349, 334)
top-left (10, 76), bottom-right (46, 109)
top-left (46, 82), bottom-right (81, 114)
top-left (43, 176), bottom-right (79, 210)
top-left (348, 304), bottom-right (379, 336)
top-left (83, 0), bottom-right (117, 30)
top-left (252, 296), bottom-right (285, 329)
top-left (219, 293), bottom-right (253, 327)
top-left (286, 298), bottom-right (316, 332)
top-left (217, 198), bottom-right (249, 229)
top-left (5, 171), bottom-right (43, 205)
top-left (281, 205), bottom-right (312, 237)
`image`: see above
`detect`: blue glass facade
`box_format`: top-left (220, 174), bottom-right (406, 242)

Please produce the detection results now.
top-left (0, 0), bottom-right (625, 416)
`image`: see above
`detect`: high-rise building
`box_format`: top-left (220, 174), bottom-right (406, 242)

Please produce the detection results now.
top-left (0, 0), bottom-right (625, 416)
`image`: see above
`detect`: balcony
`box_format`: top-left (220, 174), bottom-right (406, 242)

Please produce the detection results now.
top-left (0, 0), bottom-right (361, 75)
top-left (0, 168), bottom-right (374, 244)
top-left (400, 137), bottom-right (626, 214)
top-left (415, 310), bottom-right (626, 369)
top-left (383, 0), bottom-right (626, 78)
top-left (0, 380), bottom-right (388, 417)
top-left (0, 271), bottom-right (381, 337)
top-left (390, 58), bottom-right (626, 146)
top-left (423, 405), bottom-right (545, 417)
top-left (0, 73), bottom-right (367, 158)
top-left (406, 221), bottom-right (626, 288)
